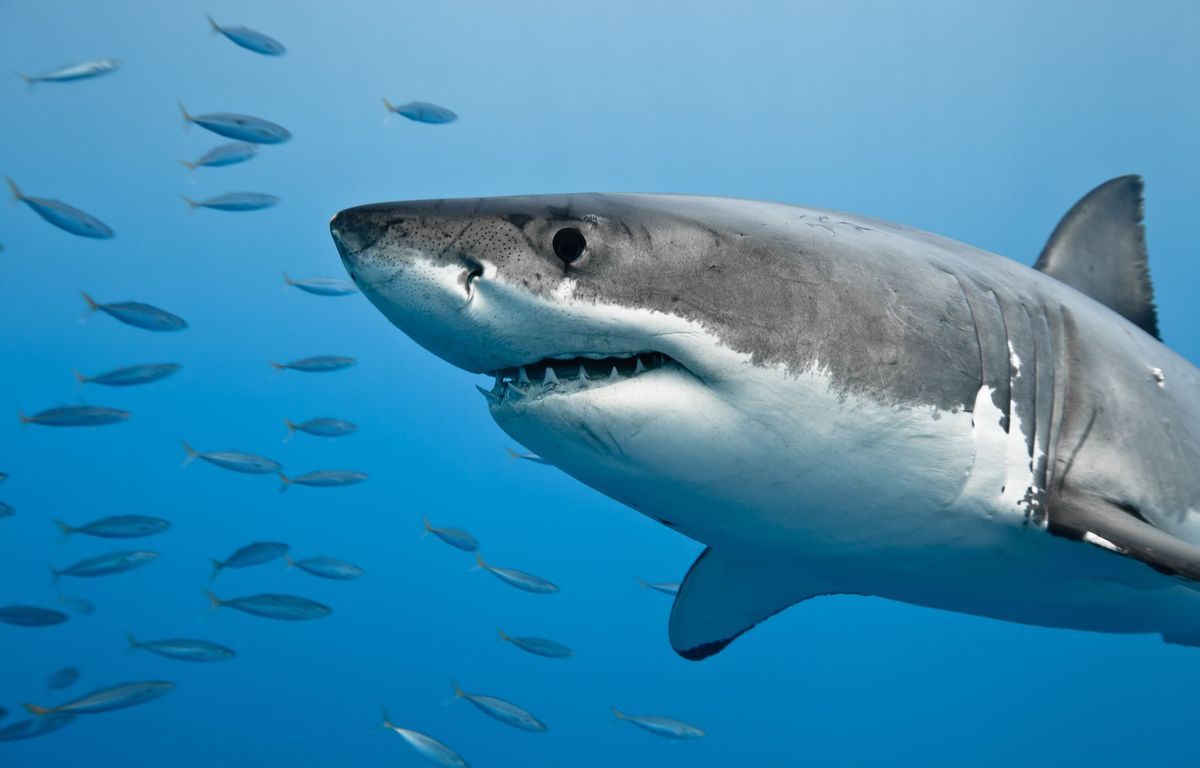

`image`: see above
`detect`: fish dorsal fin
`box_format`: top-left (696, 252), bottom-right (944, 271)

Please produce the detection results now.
top-left (1034, 175), bottom-right (1159, 339)
top-left (668, 547), bottom-right (839, 660)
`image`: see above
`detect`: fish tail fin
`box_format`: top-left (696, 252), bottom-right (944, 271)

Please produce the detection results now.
top-left (504, 447), bottom-right (522, 460)
top-left (126, 631), bottom-right (141, 651)
top-left (209, 559), bottom-right (223, 581)
top-left (203, 588), bottom-right (222, 612)
top-left (611, 705), bottom-right (627, 720)
top-left (422, 516), bottom-right (433, 534)
top-left (53, 519), bottom-right (74, 539)
top-left (282, 418), bottom-right (296, 443)
top-left (23, 703), bottom-right (50, 717)
top-left (451, 680), bottom-right (466, 698)
top-left (18, 409), bottom-right (32, 425)
top-left (269, 360), bottom-right (286, 371)
top-left (71, 368), bottom-right (88, 385)
top-left (182, 195), bottom-right (198, 210)
top-left (48, 565), bottom-right (59, 586)
top-left (381, 707), bottom-right (394, 730)
top-left (636, 577), bottom-right (648, 590)
top-left (497, 626), bottom-right (509, 642)
top-left (381, 97), bottom-right (395, 112)
top-left (181, 440), bottom-right (198, 467)
top-left (469, 553), bottom-right (486, 573)
top-left (206, 14), bottom-right (221, 33)
top-left (5, 176), bottom-right (23, 201)
top-left (15, 72), bottom-right (34, 90)
top-left (177, 99), bottom-right (192, 128)
top-left (80, 290), bottom-right (99, 313)
top-left (284, 554), bottom-right (295, 569)
top-left (278, 471), bottom-right (292, 493)
top-left (282, 271), bottom-right (294, 286)
top-left (180, 159), bottom-right (196, 170)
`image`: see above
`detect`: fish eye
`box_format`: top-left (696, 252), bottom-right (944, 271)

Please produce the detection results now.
top-left (552, 227), bottom-right (587, 264)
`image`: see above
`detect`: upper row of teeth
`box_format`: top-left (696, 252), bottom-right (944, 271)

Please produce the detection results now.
top-left (479, 354), bottom-right (666, 405)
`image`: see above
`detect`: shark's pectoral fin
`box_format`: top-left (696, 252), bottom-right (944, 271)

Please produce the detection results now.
top-left (1050, 493), bottom-right (1200, 583)
top-left (668, 547), bottom-right (840, 661)
top-left (1034, 175), bottom-right (1159, 339)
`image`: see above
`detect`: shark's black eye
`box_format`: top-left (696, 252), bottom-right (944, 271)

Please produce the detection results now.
top-left (552, 227), bottom-right (587, 264)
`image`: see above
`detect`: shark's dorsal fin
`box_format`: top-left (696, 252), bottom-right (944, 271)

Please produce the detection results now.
top-left (668, 547), bottom-right (838, 660)
top-left (1034, 175), bottom-right (1159, 339)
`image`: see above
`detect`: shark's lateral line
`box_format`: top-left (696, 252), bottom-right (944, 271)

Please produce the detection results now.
top-left (331, 177), bottom-right (1200, 659)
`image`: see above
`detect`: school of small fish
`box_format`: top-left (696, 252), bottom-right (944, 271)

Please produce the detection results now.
top-left (1, 13), bottom-right (702, 762)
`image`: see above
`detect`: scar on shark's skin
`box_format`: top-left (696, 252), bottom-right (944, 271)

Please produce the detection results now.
top-left (332, 175), bottom-right (1200, 658)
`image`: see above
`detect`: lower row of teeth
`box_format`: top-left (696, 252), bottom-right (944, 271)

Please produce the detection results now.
top-left (481, 355), bottom-right (667, 404)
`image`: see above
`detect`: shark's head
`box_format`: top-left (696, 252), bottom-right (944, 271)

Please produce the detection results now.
top-left (330, 194), bottom-right (979, 551)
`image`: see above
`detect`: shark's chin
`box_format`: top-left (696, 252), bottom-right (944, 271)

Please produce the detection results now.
top-left (485, 365), bottom-right (735, 531)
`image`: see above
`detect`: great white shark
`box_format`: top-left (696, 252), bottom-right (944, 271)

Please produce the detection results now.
top-left (330, 176), bottom-right (1200, 660)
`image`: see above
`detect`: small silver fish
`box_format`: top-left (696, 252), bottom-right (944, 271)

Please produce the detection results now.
top-left (207, 15), bottom-right (286, 56)
top-left (451, 681), bottom-right (546, 732)
top-left (204, 590), bottom-right (331, 621)
top-left (269, 355), bottom-right (355, 372)
top-left (178, 102), bottom-right (291, 144)
top-left (0, 605), bottom-right (68, 627)
top-left (382, 710), bottom-right (469, 768)
top-left (474, 554), bottom-right (558, 594)
top-left (211, 541), bottom-right (289, 578)
top-left (7, 177), bottom-right (114, 239)
top-left (46, 667), bottom-right (80, 691)
top-left (505, 447), bottom-right (550, 465)
top-left (24, 681), bottom-right (173, 716)
top-left (54, 515), bottom-right (170, 539)
top-left (19, 405), bottom-right (130, 428)
top-left (81, 291), bottom-right (187, 331)
top-left (0, 713), bottom-right (75, 741)
top-left (16, 58), bottom-right (120, 87)
top-left (283, 273), bottom-right (357, 296)
top-left (51, 550), bottom-right (158, 582)
top-left (611, 706), bottom-right (706, 739)
top-left (73, 363), bottom-right (180, 387)
top-left (278, 469), bottom-right (367, 492)
top-left (382, 98), bottom-right (458, 124)
top-left (183, 192), bottom-right (279, 212)
top-left (128, 633), bottom-right (235, 662)
top-left (285, 555), bottom-right (364, 580)
top-left (497, 628), bottom-right (573, 659)
top-left (637, 578), bottom-right (681, 596)
top-left (423, 517), bottom-right (478, 552)
top-left (181, 441), bottom-right (281, 474)
top-left (283, 417), bottom-right (357, 442)
top-left (57, 596), bottom-right (95, 615)
top-left (181, 143), bottom-right (259, 170)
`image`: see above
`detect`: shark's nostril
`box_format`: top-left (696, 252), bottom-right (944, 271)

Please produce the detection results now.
top-left (465, 266), bottom-right (484, 296)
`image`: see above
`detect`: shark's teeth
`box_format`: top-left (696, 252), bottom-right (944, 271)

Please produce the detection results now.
top-left (505, 383), bottom-right (527, 402)
top-left (485, 352), bottom-right (678, 405)
top-left (476, 385), bottom-right (502, 405)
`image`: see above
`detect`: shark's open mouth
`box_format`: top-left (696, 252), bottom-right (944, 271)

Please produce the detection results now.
top-left (479, 352), bottom-right (679, 406)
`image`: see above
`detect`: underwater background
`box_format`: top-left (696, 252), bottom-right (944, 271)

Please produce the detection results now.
top-left (2, 1), bottom-right (1199, 765)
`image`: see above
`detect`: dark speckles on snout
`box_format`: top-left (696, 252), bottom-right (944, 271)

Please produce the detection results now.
top-left (505, 213), bottom-right (533, 230)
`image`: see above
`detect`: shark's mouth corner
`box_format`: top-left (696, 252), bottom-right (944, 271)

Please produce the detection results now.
top-left (479, 352), bottom-right (685, 407)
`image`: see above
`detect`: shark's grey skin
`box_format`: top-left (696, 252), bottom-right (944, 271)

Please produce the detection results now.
top-left (330, 177), bottom-right (1200, 659)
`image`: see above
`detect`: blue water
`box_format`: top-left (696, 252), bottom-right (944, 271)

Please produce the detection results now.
top-left (2, 1), bottom-right (1199, 765)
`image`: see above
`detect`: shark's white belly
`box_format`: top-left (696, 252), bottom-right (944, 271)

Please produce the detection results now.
top-left (496, 350), bottom-right (1200, 640)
